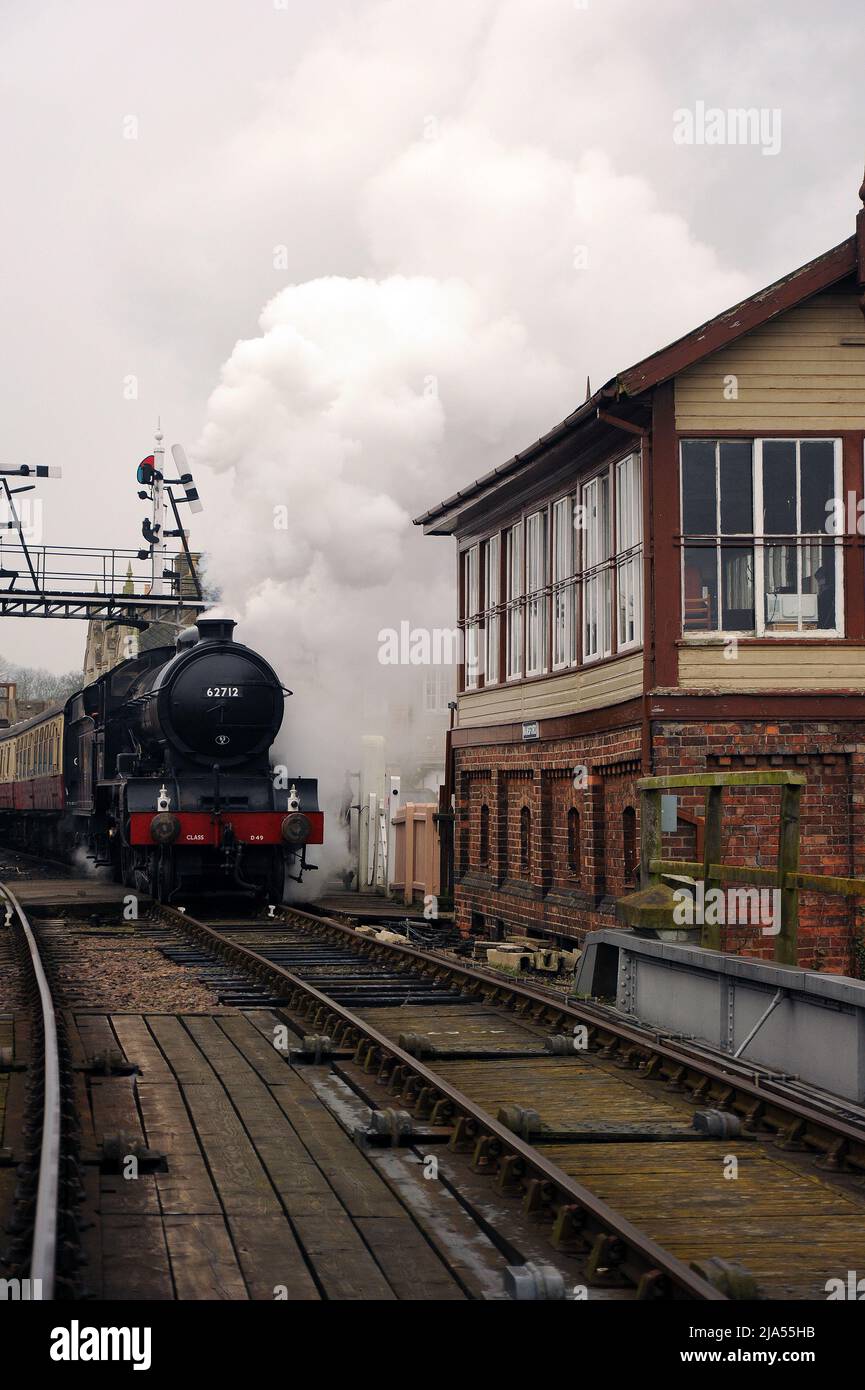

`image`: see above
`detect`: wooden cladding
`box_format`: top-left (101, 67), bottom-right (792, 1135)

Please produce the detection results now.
top-left (678, 642), bottom-right (865, 691)
top-left (675, 294), bottom-right (865, 430)
top-left (457, 649), bottom-right (643, 727)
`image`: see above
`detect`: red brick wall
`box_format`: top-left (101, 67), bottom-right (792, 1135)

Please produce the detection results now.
top-left (653, 722), bottom-right (865, 974)
top-left (453, 718), bottom-right (865, 975)
top-left (454, 724), bottom-right (642, 942)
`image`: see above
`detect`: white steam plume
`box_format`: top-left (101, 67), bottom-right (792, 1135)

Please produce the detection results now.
top-left (192, 1), bottom-right (749, 888)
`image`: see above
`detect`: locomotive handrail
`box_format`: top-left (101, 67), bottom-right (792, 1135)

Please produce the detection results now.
top-left (0, 882), bottom-right (61, 1298)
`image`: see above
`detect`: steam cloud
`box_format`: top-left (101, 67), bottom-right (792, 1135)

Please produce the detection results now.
top-left (192, 0), bottom-right (749, 887)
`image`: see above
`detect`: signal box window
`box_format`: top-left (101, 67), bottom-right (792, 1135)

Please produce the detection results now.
top-left (681, 438), bottom-right (842, 636)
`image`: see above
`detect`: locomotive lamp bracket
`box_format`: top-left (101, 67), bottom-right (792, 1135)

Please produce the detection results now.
top-left (157, 785), bottom-right (171, 811)
top-left (287, 845), bottom-right (318, 883)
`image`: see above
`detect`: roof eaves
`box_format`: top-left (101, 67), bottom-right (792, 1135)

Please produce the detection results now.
top-left (412, 384), bottom-right (616, 527)
top-left (414, 234), bottom-right (857, 531)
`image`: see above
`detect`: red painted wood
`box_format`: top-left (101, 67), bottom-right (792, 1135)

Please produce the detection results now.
top-left (6, 775), bottom-right (65, 813)
top-left (619, 238), bottom-right (856, 396)
top-left (650, 381), bottom-right (680, 687)
top-left (842, 431), bottom-right (865, 641)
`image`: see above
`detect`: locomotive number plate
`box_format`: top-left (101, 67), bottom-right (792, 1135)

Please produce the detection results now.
top-left (206, 686), bottom-right (240, 697)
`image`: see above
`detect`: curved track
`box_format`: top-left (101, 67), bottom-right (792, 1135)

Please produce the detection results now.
top-left (0, 882), bottom-right (63, 1297)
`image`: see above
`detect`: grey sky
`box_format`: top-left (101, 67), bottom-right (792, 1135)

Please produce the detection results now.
top-left (1, 0), bottom-right (862, 675)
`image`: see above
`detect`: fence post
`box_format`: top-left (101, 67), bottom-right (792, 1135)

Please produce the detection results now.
top-left (403, 804), bottom-right (415, 907)
top-left (701, 786), bottom-right (724, 951)
top-left (775, 783), bottom-right (802, 966)
top-left (640, 788), bottom-right (662, 889)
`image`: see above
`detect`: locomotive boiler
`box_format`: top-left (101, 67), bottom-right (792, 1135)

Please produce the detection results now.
top-left (0, 618), bottom-right (322, 901)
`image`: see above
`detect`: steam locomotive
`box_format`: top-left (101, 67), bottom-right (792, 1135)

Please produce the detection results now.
top-left (0, 618), bottom-right (322, 901)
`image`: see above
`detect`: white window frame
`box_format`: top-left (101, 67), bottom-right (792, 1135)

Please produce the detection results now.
top-left (615, 452), bottom-right (643, 651)
top-left (582, 470), bottom-right (612, 662)
top-left (680, 437), bottom-right (843, 640)
top-left (506, 521), bottom-right (524, 681)
top-left (424, 667), bottom-right (451, 713)
top-left (484, 533), bottom-right (500, 686)
top-left (525, 509), bottom-right (547, 677)
top-left (552, 495), bottom-right (577, 669)
top-left (463, 544), bottom-right (480, 689)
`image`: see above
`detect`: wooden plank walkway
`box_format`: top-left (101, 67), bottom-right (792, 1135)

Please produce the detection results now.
top-left (10, 879), bottom-right (137, 908)
top-left (70, 1008), bottom-right (468, 1300)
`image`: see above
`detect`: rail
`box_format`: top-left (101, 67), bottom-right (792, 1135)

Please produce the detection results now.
top-left (279, 905), bottom-right (865, 1163)
top-left (1, 882), bottom-right (61, 1297)
top-left (163, 905), bottom-right (723, 1300)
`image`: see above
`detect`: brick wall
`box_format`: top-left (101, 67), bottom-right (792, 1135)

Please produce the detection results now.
top-left (453, 718), bottom-right (865, 975)
top-left (653, 721), bottom-right (865, 974)
top-left (454, 723), bottom-right (642, 942)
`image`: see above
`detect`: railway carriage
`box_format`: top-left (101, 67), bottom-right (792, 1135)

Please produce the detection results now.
top-left (0, 618), bottom-right (322, 900)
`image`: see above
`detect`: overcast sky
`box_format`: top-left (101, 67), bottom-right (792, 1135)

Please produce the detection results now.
top-left (0, 0), bottom-right (862, 685)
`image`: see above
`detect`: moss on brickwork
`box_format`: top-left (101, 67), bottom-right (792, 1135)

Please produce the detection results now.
top-left (454, 718), bottom-right (865, 975)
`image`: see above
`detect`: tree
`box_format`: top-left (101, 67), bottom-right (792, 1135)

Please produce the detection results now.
top-left (0, 658), bottom-right (82, 704)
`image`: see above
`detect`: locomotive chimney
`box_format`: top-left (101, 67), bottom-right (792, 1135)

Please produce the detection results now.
top-left (196, 618), bottom-right (237, 643)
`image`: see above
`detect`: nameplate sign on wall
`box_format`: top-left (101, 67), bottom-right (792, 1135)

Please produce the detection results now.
top-left (522, 721), bottom-right (539, 741)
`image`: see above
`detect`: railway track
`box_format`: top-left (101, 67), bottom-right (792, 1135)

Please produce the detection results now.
top-left (4, 863), bottom-right (864, 1302)
top-left (170, 902), bottom-right (865, 1301)
top-left (0, 869), bottom-right (699, 1301)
